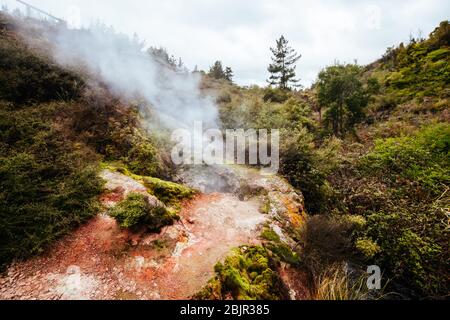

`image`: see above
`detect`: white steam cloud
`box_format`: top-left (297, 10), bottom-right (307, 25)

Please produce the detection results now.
top-left (41, 24), bottom-right (219, 130)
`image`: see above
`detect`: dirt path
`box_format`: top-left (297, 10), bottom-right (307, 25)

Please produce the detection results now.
top-left (0, 170), bottom-right (269, 300)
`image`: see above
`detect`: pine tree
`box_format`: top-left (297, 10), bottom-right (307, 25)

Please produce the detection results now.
top-left (267, 36), bottom-right (301, 90)
top-left (225, 67), bottom-right (234, 82)
top-left (209, 61), bottom-right (226, 80)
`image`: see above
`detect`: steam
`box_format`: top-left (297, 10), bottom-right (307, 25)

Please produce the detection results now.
top-left (39, 24), bottom-right (219, 130)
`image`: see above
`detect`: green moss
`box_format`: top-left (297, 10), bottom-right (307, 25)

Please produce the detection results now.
top-left (267, 242), bottom-right (301, 266)
top-left (143, 177), bottom-right (196, 206)
top-left (109, 193), bottom-right (177, 231)
top-left (259, 199), bottom-right (271, 215)
top-left (260, 228), bottom-right (280, 242)
top-left (102, 162), bottom-right (197, 208)
top-left (194, 246), bottom-right (285, 300)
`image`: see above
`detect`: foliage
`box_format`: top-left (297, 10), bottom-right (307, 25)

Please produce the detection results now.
top-left (0, 31), bottom-right (84, 104)
top-left (314, 264), bottom-right (373, 300)
top-left (267, 35), bottom-right (301, 90)
top-left (195, 246), bottom-right (286, 300)
top-left (317, 63), bottom-right (370, 136)
top-left (262, 87), bottom-right (290, 103)
top-left (0, 102), bottom-right (103, 269)
top-left (363, 123), bottom-right (449, 196)
top-left (381, 21), bottom-right (450, 100)
top-left (209, 61), bottom-right (234, 82)
top-left (108, 193), bottom-right (176, 231)
top-left (355, 238), bottom-right (381, 259)
top-left (328, 124), bottom-right (450, 297)
top-left (143, 177), bottom-right (197, 206)
top-left (225, 67), bottom-right (234, 83)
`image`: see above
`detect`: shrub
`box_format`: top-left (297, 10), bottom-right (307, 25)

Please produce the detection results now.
top-left (0, 31), bottom-right (84, 104)
top-left (363, 123), bottom-right (450, 196)
top-left (0, 103), bottom-right (103, 269)
top-left (125, 142), bottom-right (161, 177)
top-left (109, 193), bottom-right (176, 231)
top-left (263, 87), bottom-right (290, 103)
top-left (355, 238), bottom-right (381, 259)
top-left (279, 127), bottom-right (337, 214)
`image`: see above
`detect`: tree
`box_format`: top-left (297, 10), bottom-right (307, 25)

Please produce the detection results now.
top-left (148, 47), bottom-right (177, 69)
top-left (317, 63), bottom-right (370, 137)
top-left (267, 36), bottom-right (301, 90)
top-left (209, 61), bottom-right (226, 80)
top-left (225, 67), bottom-right (234, 83)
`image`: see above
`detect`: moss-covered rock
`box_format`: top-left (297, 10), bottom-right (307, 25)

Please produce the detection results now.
top-left (108, 192), bottom-right (178, 232)
top-left (142, 177), bottom-right (197, 206)
top-left (195, 246), bottom-right (287, 300)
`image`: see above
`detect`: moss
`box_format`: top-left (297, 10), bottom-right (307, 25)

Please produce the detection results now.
top-left (260, 228), bottom-right (280, 242)
top-left (101, 162), bottom-right (197, 208)
top-left (194, 246), bottom-right (286, 300)
top-left (143, 177), bottom-right (197, 206)
top-left (109, 193), bottom-right (177, 232)
top-left (259, 198), bottom-right (271, 215)
top-left (267, 242), bottom-right (301, 266)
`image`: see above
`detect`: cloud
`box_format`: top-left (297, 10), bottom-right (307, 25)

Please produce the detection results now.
top-left (2, 0), bottom-right (449, 87)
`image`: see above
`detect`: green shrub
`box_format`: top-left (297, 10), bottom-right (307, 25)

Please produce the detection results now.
top-left (0, 31), bottom-right (84, 104)
top-left (262, 87), bottom-right (290, 103)
top-left (360, 209), bottom-right (447, 296)
top-left (109, 193), bottom-right (177, 231)
top-left (0, 103), bottom-right (103, 269)
top-left (125, 142), bottom-right (161, 177)
top-left (355, 238), bottom-right (381, 259)
top-left (279, 127), bottom-right (336, 214)
top-left (364, 123), bottom-right (450, 195)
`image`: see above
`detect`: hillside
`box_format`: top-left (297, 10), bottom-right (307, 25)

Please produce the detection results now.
top-left (208, 21), bottom-right (449, 298)
top-left (0, 11), bottom-right (449, 300)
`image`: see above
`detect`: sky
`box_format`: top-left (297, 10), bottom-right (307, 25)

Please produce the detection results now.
top-left (2, 0), bottom-right (449, 87)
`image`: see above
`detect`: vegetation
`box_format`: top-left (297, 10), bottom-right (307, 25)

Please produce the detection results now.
top-left (108, 193), bottom-right (177, 231)
top-left (0, 13), bottom-right (172, 269)
top-left (267, 35), bottom-right (301, 90)
top-left (213, 21), bottom-right (449, 298)
top-left (0, 10), bottom-right (448, 300)
top-left (0, 26), bottom-right (103, 269)
top-left (195, 246), bottom-right (287, 300)
top-left (143, 177), bottom-right (197, 207)
top-left (209, 61), bottom-right (234, 82)
top-left (316, 64), bottom-right (371, 137)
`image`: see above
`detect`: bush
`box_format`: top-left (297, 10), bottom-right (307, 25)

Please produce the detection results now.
top-left (355, 238), bottom-right (381, 259)
top-left (279, 127), bottom-right (337, 214)
top-left (0, 103), bottom-right (103, 269)
top-left (0, 31), bottom-right (84, 104)
top-left (109, 193), bottom-right (176, 231)
top-left (263, 88), bottom-right (290, 103)
top-left (364, 123), bottom-right (450, 196)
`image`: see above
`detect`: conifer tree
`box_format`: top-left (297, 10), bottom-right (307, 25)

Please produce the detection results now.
top-left (268, 36), bottom-right (301, 90)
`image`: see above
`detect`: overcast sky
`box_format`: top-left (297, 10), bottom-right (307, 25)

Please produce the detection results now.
top-left (2, 0), bottom-right (449, 87)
